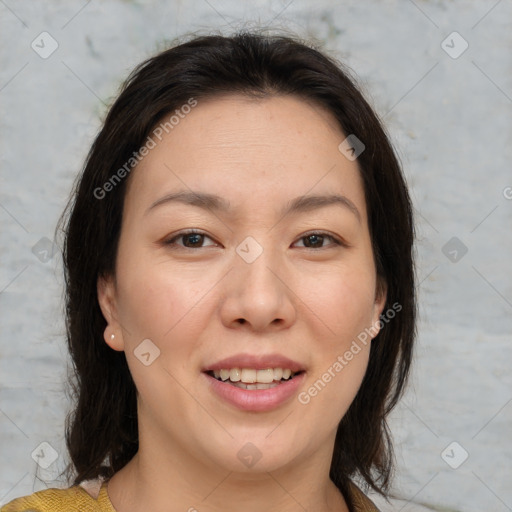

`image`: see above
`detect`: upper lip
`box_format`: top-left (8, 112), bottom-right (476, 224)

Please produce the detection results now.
top-left (203, 353), bottom-right (305, 373)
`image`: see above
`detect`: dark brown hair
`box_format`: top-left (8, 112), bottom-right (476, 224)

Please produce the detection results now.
top-left (57, 29), bottom-right (416, 508)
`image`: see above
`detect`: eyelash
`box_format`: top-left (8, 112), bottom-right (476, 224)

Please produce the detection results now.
top-left (162, 229), bottom-right (347, 250)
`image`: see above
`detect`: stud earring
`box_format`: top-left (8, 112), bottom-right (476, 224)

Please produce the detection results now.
top-left (111, 333), bottom-right (115, 340)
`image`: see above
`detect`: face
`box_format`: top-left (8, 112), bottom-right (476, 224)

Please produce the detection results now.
top-left (98, 94), bottom-right (387, 476)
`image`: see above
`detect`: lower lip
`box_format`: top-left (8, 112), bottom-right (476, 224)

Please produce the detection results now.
top-left (203, 372), bottom-right (306, 412)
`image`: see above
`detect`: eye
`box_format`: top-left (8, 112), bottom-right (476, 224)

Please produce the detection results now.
top-left (293, 231), bottom-right (344, 249)
top-left (163, 230), bottom-right (218, 249)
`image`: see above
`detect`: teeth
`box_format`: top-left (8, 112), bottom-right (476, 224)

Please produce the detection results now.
top-left (232, 381), bottom-right (280, 390)
top-left (256, 369), bottom-right (274, 384)
top-left (229, 368), bottom-right (241, 382)
top-left (211, 367), bottom-right (297, 384)
top-left (241, 368), bottom-right (256, 383)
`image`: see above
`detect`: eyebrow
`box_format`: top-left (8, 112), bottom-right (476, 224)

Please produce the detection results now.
top-left (146, 190), bottom-right (361, 223)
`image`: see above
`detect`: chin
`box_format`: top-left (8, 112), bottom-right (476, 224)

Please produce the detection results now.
top-left (201, 436), bottom-right (300, 474)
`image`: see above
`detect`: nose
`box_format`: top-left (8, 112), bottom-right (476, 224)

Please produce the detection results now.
top-left (219, 241), bottom-right (297, 332)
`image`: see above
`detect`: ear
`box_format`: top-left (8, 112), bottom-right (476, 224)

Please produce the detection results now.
top-left (370, 277), bottom-right (388, 340)
top-left (97, 274), bottom-right (125, 351)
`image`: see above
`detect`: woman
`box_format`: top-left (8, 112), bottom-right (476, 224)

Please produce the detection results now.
top-left (2, 30), bottom-right (416, 512)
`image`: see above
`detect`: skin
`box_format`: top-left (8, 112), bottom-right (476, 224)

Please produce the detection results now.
top-left (98, 93), bottom-right (387, 512)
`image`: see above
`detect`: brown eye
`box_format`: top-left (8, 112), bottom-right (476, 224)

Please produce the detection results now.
top-left (294, 232), bottom-right (343, 249)
top-left (164, 230), bottom-right (217, 249)
top-left (303, 234), bottom-right (327, 248)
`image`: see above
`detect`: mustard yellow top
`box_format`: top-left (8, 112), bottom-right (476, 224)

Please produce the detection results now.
top-left (1, 479), bottom-right (380, 512)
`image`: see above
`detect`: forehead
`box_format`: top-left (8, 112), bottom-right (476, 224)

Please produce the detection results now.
top-left (124, 93), bottom-right (367, 222)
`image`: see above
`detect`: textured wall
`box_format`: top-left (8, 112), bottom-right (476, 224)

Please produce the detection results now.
top-left (1, 1), bottom-right (511, 511)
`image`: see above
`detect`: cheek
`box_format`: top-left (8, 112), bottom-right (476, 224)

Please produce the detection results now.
top-left (299, 342), bottom-right (370, 434)
top-left (114, 250), bottom-right (230, 401)
top-left (114, 260), bottom-right (210, 413)
top-left (115, 245), bottom-right (210, 339)
top-left (295, 264), bottom-right (375, 417)
top-left (299, 263), bottom-right (377, 347)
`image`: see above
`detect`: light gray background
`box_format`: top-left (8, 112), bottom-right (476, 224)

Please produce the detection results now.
top-left (1, 1), bottom-right (511, 511)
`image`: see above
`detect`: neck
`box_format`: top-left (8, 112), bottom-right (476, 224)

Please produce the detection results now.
top-left (106, 429), bottom-right (349, 512)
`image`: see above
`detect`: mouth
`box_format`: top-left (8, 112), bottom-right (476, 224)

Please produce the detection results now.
top-left (205, 368), bottom-right (305, 390)
top-left (202, 353), bottom-right (306, 411)
top-left (203, 367), bottom-right (306, 412)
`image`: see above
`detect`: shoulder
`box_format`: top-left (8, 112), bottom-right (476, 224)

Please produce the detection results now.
top-left (348, 481), bottom-right (381, 512)
top-left (1, 482), bottom-right (105, 512)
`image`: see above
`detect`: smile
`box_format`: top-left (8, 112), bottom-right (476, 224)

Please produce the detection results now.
top-left (203, 370), bottom-right (306, 412)
top-left (208, 368), bottom-right (301, 390)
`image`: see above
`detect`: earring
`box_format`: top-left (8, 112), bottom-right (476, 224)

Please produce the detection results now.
top-left (111, 333), bottom-right (115, 340)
